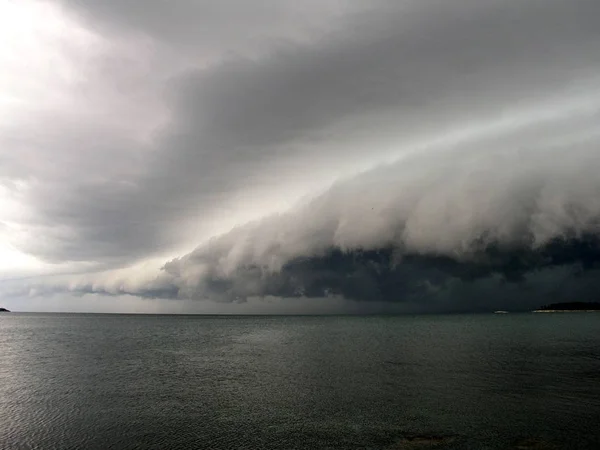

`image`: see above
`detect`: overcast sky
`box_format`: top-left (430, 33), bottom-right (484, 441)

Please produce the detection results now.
top-left (2, 0), bottom-right (600, 313)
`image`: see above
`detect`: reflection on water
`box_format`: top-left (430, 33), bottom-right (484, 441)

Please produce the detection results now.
top-left (0, 313), bottom-right (599, 449)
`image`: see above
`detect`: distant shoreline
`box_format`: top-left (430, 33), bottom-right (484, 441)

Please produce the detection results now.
top-left (533, 302), bottom-right (600, 313)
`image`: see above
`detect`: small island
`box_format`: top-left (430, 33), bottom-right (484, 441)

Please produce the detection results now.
top-left (533, 302), bottom-right (600, 313)
top-left (0, 307), bottom-right (10, 312)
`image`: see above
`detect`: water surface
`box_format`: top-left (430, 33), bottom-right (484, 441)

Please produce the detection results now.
top-left (1, 313), bottom-right (599, 449)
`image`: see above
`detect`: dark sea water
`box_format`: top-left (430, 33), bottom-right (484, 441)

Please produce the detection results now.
top-left (1, 313), bottom-right (600, 449)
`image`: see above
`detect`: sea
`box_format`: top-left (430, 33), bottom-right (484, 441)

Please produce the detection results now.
top-left (1, 313), bottom-right (599, 449)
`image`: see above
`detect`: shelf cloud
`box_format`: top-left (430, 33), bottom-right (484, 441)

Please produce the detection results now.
top-left (2, 0), bottom-right (600, 312)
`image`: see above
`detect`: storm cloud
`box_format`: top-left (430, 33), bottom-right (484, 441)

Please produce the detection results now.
top-left (1, 0), bottom-right (600, 312)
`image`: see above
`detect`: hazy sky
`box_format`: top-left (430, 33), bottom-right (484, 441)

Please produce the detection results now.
top-left (2, 0), bottom-right (600, 313)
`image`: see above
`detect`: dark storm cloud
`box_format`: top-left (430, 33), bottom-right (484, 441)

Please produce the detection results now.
top-left (7, 0), bottom-right (600, 267)
top-left (19, 135), bottom-right (600, 312)
top-left (3, 1), bottom-right (600, 311)
top-left (136, 139), bottom-right (600, 310)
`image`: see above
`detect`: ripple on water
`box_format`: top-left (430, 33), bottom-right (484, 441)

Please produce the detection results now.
top-left (1, 314), bottom-right (600, 449)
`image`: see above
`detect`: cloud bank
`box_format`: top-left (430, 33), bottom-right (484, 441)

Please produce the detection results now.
top-left (2, 0), bottom-right (600, 312)
top-left (9, 135), bottom-right (600, 312)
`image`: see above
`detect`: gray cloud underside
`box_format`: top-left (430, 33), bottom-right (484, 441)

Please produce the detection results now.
top-left (6, 0), bottom-right (600, 264)
top-left (4, 0), bottom-right (600, 311)
top-left (15, 137), bottom-right (600, 312)
top-left (154, 139), bottom-right (600, 309)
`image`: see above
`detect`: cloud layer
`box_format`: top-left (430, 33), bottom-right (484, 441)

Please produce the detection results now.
top-left (2, 0), bottom-right (600, 312)
top-left (9, 134), bottom-right (600, 311)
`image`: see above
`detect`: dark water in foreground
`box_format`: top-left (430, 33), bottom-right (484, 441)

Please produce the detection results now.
top-left (1, 313), bottom-right (599, 449)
